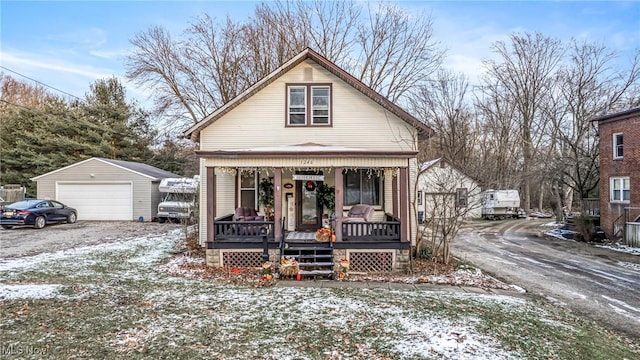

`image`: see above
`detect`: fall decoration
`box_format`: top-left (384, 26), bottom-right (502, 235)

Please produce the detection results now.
top-left (279, 257), bottom-right (299, 276)
top-left (338, 258), bottom-right (349, 280)
top-left (315, 226), bottom-right (335, 242)
top-left (261, 261), bottom-right (273, 281)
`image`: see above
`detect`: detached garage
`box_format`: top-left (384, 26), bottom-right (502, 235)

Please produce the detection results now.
top-left (31, 158), bottom-right (181, 221)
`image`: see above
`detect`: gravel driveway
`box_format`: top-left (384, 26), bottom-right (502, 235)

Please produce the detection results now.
top-left (453, 219), bottom-right (640, 340)
top-left (0, 221), bottom-right (182, 258)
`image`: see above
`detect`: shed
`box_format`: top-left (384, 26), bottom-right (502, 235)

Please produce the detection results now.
top-left (418, 158), bottom-right (482, 219)
top-left (31, 158), bottom-right (181, 221)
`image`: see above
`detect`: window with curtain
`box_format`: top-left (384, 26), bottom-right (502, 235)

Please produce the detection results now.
top-left (286, 84), bottom-right (331, 126)
top-left (288, 86), bottom-right (306, 125)
top-left (240, 173), bottom-right (258, 209)
top-left (344, 169), bottom-right (382, 206)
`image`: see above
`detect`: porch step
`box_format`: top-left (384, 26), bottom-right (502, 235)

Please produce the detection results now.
top-left (281, 243), bottom-right (334, 279)
top-left (284, 246), bottom-right (331, 251)
top-left (298, 254), bottom-right (332, 260)
top-left (298, 269), bottom-right (333, 276)
top-left (298, 262), bottom-right (334, 267)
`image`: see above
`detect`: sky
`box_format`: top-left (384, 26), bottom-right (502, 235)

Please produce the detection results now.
top-left (1, 0), bottom-right (639, 109)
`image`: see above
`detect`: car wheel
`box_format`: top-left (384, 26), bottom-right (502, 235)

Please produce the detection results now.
top-left (67, 212), bottom-right (77, 224)
top-left (158, 217), bottom-right (166, 224)
top-left (34, 216), bottom-right (46, 229)
top-left (1, 225), bottom-right (13, 230)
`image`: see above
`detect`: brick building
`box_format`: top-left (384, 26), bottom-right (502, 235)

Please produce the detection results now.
top-left (593, 107), bottom-right (640, 240)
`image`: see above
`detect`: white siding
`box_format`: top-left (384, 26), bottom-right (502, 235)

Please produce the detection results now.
top-left (409, 158), bottom-right (418, 245)
top-left (200, 60), bottom-right (417, 152)
top-left (198, 159), bottom-right (207, 245)
top-left (418, 163), bottom-right (482, 219)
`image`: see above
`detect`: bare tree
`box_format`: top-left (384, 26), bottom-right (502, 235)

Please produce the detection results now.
top-left (299, 0), bottom-right (360, 65)
top-left (410, 70), bottom-right (477, 171)
top-left (482, 32), bottom-right (565, 211)
top-left (354, 2), bottom-right (444, 103)
top-left (474, 83), bottom-right (522, 190)
top-left (125, 1), bottom-right (444, 135)
top-left (414, 161), bottom-right (482, 265)
top-left (554, 41), bottom-right (640, 201)
top-left (126, 26), bottom-right (202, 128)
top-left (0, 74), bottom-right (57, 109)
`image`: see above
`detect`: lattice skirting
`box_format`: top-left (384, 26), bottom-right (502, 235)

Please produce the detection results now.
top-left (347, 251), bottom-right (394, 273)
top-left (221, 250), bottom-right (263, 267)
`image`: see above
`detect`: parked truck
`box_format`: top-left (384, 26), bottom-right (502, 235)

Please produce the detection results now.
top-left (481, 189), bottom-right (523, 220)
top-left (156, 176), bottom-right (199, 223)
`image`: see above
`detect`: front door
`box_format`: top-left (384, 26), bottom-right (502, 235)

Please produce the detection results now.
top-left (296, 180), bottom-right (322, 231)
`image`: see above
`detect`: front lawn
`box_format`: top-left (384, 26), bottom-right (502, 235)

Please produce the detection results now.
top-left (0, 229), bottom-right (637, 359)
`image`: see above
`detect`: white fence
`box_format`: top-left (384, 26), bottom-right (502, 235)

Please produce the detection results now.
top-left (625, 222), bottom-right (640, 247)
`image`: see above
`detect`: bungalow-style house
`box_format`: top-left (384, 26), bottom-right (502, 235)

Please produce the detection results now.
top-left (417, 158), bottom-right (482, 221)
top-left (184, 48), bottom-right (434, 275)
top-left (592, 107), bottom-right (640, 246)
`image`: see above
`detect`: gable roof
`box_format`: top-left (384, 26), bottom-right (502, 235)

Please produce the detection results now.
top-left (419, 157), bottom-right (479, 183)
top-left (31, 157), bottom-right (181, 181)
top-left (183, 47), bottom-right (434, 141)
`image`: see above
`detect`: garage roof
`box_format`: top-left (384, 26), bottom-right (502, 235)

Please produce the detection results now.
top-left (31, 157), bottom-right (181, 181)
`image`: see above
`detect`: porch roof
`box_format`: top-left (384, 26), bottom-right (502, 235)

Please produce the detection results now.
top-left (196, 143), bottom-right (418, 159)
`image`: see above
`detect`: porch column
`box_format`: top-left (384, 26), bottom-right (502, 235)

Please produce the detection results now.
top-left (334, 167), bottom-right (344, 241)
top-left (207, 167), bottom-right (216, 242)
top-left (392, 171), bottom-right (398, 217)
top-left (274, 168), bottom-right (283, 241)
top-left (400, 167), bottom-right (408, 242)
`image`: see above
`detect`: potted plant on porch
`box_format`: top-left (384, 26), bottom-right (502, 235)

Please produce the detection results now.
top-left (316, 183), bottom-right (336, 220)
top-left (258, 177), bottom-right (274, 220)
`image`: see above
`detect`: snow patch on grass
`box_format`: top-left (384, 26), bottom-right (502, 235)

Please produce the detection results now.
top-left (392, 315), bottom-right (518, 360)
top-left (596, 243), bottom-right (640, 255)
top-left (0, 283), bottom-right (63, 300)
top-left (0, 229), bottom-right (183, 274)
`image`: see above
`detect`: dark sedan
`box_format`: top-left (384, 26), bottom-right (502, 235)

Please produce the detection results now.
top-left (0, 199), bottom-right (77, 229)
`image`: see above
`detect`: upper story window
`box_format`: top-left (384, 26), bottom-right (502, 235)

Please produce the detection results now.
top-left (613, 133), bottom-right (623, 159)
top-left (287, 84), bottom-right (332, 126)
top-left (610, 176), bottom-right (630, 203)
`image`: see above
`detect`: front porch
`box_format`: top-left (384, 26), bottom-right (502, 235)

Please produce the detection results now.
top-left (198, 145), bottom-right (417, 273)
top-left (206, 212), bottom-right (410, 274)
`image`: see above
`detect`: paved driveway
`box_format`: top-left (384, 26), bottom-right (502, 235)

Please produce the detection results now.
top-left (452, 219), bottom-right (640, 340)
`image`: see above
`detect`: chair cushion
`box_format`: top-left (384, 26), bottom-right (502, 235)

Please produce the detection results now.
top-left (345, 204), bottom-right (374, 222)
top-left (235, 207), bottom-right (263, 221)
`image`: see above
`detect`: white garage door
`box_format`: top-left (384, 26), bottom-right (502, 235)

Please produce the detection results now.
top-left (58, 183), bottom-right (132, 221)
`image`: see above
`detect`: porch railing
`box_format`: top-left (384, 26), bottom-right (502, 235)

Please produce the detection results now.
top-left (341, 213), bottom-right (401, 242)
top-left (580, 198), bottom-right (600, 217)
top-left (213, 214), bottom-right (276, 242)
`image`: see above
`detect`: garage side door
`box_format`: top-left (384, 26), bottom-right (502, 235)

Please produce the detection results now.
top-left (58, 183), bottom-right (132, 221)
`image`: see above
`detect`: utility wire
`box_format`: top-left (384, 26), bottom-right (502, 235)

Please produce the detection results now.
top-left (0, 65), bottom-right (85, 102)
